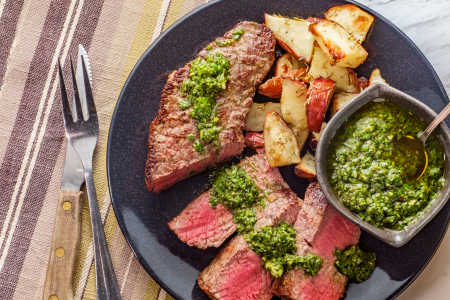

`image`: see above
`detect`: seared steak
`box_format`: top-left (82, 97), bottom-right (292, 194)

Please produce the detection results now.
top-left (168, 154), bottom-right (292, 249)
top-left (272, 183), bottom-right (360, 300)
top-left (271, 260), bottom-right (347, 300)
top-left (146, 22), bottom-right (276, 193)
top-left (295, 182), bottom-right (360, 262)
top-left (198, 235), bottom-right (274, 300)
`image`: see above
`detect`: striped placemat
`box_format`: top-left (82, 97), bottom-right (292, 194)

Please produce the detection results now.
top-left (0, 0), bottom-right (210, 299)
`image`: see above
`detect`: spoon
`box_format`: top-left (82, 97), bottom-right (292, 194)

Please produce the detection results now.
top-left (397, 102), bottom-right (450, 181)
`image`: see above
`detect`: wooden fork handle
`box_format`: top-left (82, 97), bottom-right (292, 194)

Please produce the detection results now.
top-left (43, 190), bottom-right (83, 300)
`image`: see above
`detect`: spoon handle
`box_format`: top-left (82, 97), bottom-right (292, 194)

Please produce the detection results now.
top-left (419, 101), bottom-right (450, 144)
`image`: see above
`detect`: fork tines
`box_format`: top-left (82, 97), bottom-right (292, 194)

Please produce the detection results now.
top-left (58, 57), bottom-right (97, 125)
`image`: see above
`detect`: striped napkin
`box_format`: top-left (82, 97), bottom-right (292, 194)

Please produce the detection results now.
top-left (0, 0), bottom-right (210, 299)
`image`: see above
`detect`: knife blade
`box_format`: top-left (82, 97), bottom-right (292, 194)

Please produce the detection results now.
top-left (43, 45), bottom-right (93, 300)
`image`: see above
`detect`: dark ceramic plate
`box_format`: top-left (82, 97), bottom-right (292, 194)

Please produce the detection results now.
top-left (107, 0), bottom-right (450, 299)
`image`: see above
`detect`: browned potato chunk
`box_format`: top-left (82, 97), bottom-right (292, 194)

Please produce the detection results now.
top-left (280, 76), bottom-right (308, 129)
top-left (368, 68), bottom-right (389, 86)
top-left (324, 4), bottom-right (374, 43)
top-left (245, 102), bottom-right (283, 131)
top-left (331, 93), bottom-right (358, 117)
top-left (244, 131), bottom-right (264, 149)
top-left (295, 152), bottom-right (317, 181)
top-left (289, 125), bottom-right (309, 152)
top-left (309, 20), bottom-right (368, 68)
top-left (307, 43), bottom-right (358, 93)
top-left (264, 110), bottom-right (301, 167)
top-left (265, 14), bottom-right (315, 63)
top-left (305, 78), bottom-right (336, 132)
top-left (309, 122), bottom-right (327, 150)
top-left (274, 53), bottom-right (308, 77)
top-left (258, 68), bottom-right (307, 98)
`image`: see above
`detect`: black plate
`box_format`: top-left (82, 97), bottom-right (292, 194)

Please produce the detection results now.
top-left (107, 1), bottom-right (450, 299)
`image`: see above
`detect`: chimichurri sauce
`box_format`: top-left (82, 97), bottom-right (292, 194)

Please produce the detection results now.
top-left (329, 101), bottom-right (445, 230)
top-left (245, 223), bottom-right (322, 278)
top-left (180, 53), bottom-right (230, 153)
top-left (210, 165), bottom-right (322, 278)
top-left (334, 245), bottom-right (376, 283)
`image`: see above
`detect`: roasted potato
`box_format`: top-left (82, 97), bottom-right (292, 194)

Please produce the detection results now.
top-left (274, 53), bottom-right (308, 77)
top-left (280, 76), bottom-right (308, 129)
top-left (331, 93), bottom-right (358, 117)
top-left (309, 20), bottom-right (368, 68)
top-left (324, 4), bottom-right (374, 43)
top-left (295, 152), bottom-right (317, 181)
top-left (244, 131), bottom-right (264, 149)
top-left (245, 102), bottom-right (283, 131)
top-left (358, 76), bottom-right (368, 91)
top-left (307, 43), bottom-right (359, 93)
top-left (290, 126), bottom-right (309, 152)
top-left (264, 110), bottom-right (301, 167)
top-left (265, 14), bottom-right (316, 63)
top-left (258, 68), bottom-right (307, 98)
top-left (368, 68), bottom-right (389, 86)
top-left (309, 122), bottom-right (327, 150)
top-left (305, 78), bottom-right (336, 132)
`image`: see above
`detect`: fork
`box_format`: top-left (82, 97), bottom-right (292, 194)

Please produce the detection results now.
top-left (58, 57), bottom-right (122, 300)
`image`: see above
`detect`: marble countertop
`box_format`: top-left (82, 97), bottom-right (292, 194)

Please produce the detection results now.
top-left (357, 1), bottom-right (450, 299)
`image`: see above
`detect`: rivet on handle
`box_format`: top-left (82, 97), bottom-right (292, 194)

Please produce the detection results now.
top-left (49, 295), bottom-right (59, 300)
top-left (62, 201), bottom-right (72, 211)
top-left (55, 248), bottom-right (65, 258)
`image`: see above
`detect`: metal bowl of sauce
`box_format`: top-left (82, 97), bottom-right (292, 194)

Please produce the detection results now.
top-left (316, 84), bottom-right (450, 247)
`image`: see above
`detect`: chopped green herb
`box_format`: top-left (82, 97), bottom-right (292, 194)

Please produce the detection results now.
top-left (206, 45), bottom-right (212, 51)
top-left (180, 53), bottom-right (230, 152)
top-left (245, 223), bottom-right (322, 278)
top-left (216, 28), bottom-right (244, 47)
top-left (329, 101), bottom-right (445, 230)
top-left (187, 135), bottom-right (195, 141)
top-left (334, 245), bottom-right (376, 283)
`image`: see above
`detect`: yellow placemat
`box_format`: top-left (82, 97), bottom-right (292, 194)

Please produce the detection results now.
top-left (0, 0), bottom-right (210, 298)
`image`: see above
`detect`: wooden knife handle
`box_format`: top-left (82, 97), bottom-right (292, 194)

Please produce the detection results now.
top-left (43, 190), bottom-right (83, 300)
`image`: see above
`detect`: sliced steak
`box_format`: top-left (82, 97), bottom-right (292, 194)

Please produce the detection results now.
top-left (169, 154), bottom-right (294, 249)
top-left (295, 182), bottom-right (360, 262)
top-left (272, 182), bottom-right (360, 300)
top-left (168, 191), bottom-right (235, 249)
top-left (255, 189), bottom-right (302, 230)
top-left (198, 235), bottom-right (274, 300)
top-left (271, 260), bottom-right (347, 300)
top-left (146, 22), bottom-right (276, 193)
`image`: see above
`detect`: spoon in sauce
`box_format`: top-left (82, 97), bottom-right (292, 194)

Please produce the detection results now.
top-left (397, 102), bottom-right (450, 181)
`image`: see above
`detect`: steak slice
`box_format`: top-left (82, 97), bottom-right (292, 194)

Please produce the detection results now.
top-left (198, 235), bottom-right (274, 300)
top-left (295, 182), bottom-right (360, 262)
top-left (272, 183), bottom-right (360, 300)
top-left (271, 260), bottom-right (347, 300)
top-left (168, 154), bottom-right (293, 249)
top-left (146, 21), bottom-right (276, 193)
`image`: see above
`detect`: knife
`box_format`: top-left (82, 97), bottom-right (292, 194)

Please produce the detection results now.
top-left (43, 45), bottom-right (93, 300)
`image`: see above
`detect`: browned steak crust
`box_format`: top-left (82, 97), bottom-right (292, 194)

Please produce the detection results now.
top-left (146, 21), bottom-right (276, 193)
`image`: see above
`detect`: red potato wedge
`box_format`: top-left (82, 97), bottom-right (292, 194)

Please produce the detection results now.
top-left (358, 76), bottom-right (368, 91)
top-left (280, 76), bottom-right (308, 129)
top-left (368, 68), bottom-right (389, 86)
top-left (324, 4), bottom-right (374, 43)
top-left (306, 17), bottom-right (321, 24)
top-left (264, 110), bottom-right (301, 167)
top-left (309, 20), bottom-right (368, 68)
top-left (295, 152), bottom-right (317, 181)
top-left (265, 14), bottom-right (315, 63)
top-left (306, 78), bottom-right (336, 132)
top-left (244, 131), bottom-right (264, 149)
top-left (307, 43), bottom-right (358, 93)
top-left (331, 93), bottom-right (358, 117)
top-left (245, 102), bottom-right (283, 131)
top-left (309, 122), bottom-right (327, 150)
top-left (274, 53), bottom-right (308, 77)
top-left (290, 126), bottom-right (309, 152)
top-left (258, 68), bottom-right (307, 98)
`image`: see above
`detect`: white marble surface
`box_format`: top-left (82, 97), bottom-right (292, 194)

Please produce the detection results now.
top-left (356, 1), bottom-right (450, 299)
